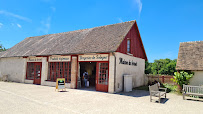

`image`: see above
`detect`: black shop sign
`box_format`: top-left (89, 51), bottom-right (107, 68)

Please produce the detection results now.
top-left (119, 57), bottom-right (137, 66)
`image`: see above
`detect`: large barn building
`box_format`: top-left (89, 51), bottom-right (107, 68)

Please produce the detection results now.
top-left (0, 20), bottom-right (147, 93)
top-left (176, 41), bottom-right (203, 86)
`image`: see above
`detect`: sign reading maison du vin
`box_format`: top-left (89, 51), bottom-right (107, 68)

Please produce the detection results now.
top-left (49, 56), bottom-right (71, 62)
top-left (119, 57), bottom-right (137, 66)
top-left (27, 57), bottom-right (42, 62)
top-left (78, 54), bottom-right (108, 61)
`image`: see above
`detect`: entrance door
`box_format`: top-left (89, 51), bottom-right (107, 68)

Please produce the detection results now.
top-left (96, 62), bottom-right (109, 92)
top-left (33, 63), bottom-right (42, 85)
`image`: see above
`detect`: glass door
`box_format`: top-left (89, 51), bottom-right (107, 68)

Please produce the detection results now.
top-left (96, 62), bottom-right (109, 92)
top-left (33, 63), bottom-right (42, 85)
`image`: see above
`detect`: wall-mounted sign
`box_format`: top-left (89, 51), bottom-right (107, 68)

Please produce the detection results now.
top-left (119, 57), bottom-right (137, 66)
top-left (56, 78), bottom-right (66, 91)
top-left (78, 54), bottom-right (108, 61)
top-left (49, 56), bottom-right (71, 62)
top-left (27, 57), bottom-right (42, 62)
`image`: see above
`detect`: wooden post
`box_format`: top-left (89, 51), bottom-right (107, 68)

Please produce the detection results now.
top-left (162, 76), bottom-right (164, 83)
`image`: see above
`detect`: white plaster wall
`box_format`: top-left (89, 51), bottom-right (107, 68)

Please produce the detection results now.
top-left (190, 71), bottom-right (203, 86)
top-left (108, 53), bottom-right (115, 93)
top-left (41, 57), bottom-right (48, 85)
top-left (0, 57), bottom-right (26, 83)
top-left (115, 52), bottom-right (145, 92)
top-left (25, 79), bottom-right (33, 84)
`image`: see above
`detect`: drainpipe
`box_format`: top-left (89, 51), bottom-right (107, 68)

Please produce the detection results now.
top-left (112, 52), bottom-right (116, 93)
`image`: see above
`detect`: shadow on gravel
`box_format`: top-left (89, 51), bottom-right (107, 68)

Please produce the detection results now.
top-left (117, 90), bottom-right (169, 104)
top-left (186, 99), bottom-right (203, 102)
top-left (154, 98), bottom-right (169, 104)
top-left (59, 91), bottom-right (68, 92)
top-left (116, 90), bottom-right (150, 97)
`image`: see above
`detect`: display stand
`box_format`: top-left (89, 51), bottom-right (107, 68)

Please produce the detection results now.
top-left (55, 78), bottom-right (66, 92)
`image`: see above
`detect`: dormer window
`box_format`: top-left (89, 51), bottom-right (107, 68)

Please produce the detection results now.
top-left (127, 39), bottom-right (131, 53)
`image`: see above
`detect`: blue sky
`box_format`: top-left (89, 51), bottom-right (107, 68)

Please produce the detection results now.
top-left (0, 0), bottom-right (203, 62)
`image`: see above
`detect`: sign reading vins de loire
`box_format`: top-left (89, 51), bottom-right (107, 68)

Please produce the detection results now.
top-left (27, 57), bottom-right (42, 62)
top-left (49, 56), bottom-right (71, 62)
top-left (119, 57), bottom-right (137, 66)
top-left (78, 54), bottom-right (108, 61)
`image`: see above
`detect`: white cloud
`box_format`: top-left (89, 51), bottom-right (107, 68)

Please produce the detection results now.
top-left (17, 24), bottom-right (22, 28)
top-left (38, 17), bottom-right (51, 34)
top-left (0, 23), bottom-right (3, 28)
top-left (134, 0), bottom-right (142, 14)
top-left (118, 18), bottom-right (123, 23)
top-left (0, 10), bottom-right (32, 22)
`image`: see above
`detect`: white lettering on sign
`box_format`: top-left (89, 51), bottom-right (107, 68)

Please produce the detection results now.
top-left (49, 56), bottom-right (71, 62)
top-left (27, 57), bottom-right (42, 62)
top-left (78, 54), bottom-right (109, 61)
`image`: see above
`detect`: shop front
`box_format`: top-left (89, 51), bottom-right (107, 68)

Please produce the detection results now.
top-left (26, 57), bottom-right (42, 85)
top-left (78, 54), bottom-right (109, 92)
top-left (0, 20), bottom-right (148, 93)
top-left (47, 55), bottom-right (71, 83)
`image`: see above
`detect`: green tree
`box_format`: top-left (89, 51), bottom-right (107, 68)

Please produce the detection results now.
top-left (0, 43), bottom-right (6, 52)
top-left (171, 71), bottom-right (193, 88)
top-left (145, 58), bottom-right (177, 75)
top-left (145, 61), bottom-right (152, 74)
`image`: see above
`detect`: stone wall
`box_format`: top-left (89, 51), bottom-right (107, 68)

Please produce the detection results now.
top-left (0, 57), bottom-right (26, 83)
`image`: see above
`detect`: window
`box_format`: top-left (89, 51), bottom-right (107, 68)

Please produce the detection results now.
top-left (98, 63), bottom-right (108, 85)
top-left (127, 39), bottom-right (131, 53)
top-left (26, 62), bottom-right (35, 79)
top-left (48, 62), bottom-right (71, 82)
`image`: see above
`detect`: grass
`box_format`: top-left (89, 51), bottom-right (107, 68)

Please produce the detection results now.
top-left (133, 83), bottom-right (180, 94)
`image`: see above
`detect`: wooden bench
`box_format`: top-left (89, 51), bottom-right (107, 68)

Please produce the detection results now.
top-left (149, 83), bottom-right (167, 103)
top-left (182, 85), bottom-right (203, 100)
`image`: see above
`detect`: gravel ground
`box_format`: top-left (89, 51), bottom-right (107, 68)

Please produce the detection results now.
top-left (0, 82), bottom-right (202, 114)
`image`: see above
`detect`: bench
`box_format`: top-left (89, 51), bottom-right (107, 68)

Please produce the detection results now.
top-left (182, 85), bottom-right (203, 100)
top-left (149, 83), bottom-right (167, 103)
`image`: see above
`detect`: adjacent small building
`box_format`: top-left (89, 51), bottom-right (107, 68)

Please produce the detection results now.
top-left (176, 41), bottom-right (203, 86)
top-left (0, 20), bottom-right (147, 93)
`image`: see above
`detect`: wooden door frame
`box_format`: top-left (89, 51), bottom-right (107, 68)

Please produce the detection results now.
top-left (96, 61), bottom-right (109, 92)
top-left (33, 62), bottom-right (42, 84)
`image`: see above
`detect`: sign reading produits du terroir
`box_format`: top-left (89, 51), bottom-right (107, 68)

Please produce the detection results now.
top-left (119, 57), bottom-right (137, 66)
top-left (27, 57), bottom-right (42, 62)
top-left (49, 56), bottom-right (71, 62)
top-left (78, 54), bottom-right (108, 61)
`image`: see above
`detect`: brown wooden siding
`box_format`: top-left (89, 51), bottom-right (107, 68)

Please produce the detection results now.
top-left (116, 22), bottom-right (147, 61)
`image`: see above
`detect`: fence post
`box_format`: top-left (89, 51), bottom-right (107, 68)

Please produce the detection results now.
top-left (162, 76), bottom-right (164, 83)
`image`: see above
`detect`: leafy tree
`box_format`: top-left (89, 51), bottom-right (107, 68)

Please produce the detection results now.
top-left (145, 58), bottom-right (177, 75)
top-left (171, 71), bottom-right (193, 88)
top-left (145, 61), bottom-right (152, 74)
top-left (0, 43), bottom-right (6, 52)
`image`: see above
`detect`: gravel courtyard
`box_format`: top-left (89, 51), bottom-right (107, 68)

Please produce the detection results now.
top-left (0, 82), bottom-right (202, 114)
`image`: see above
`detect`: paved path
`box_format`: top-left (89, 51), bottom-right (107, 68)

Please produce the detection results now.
top-left (0, 82), bottom-right (202, 114)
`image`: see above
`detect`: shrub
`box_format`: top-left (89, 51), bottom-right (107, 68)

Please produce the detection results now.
top-left (171, 71), bottom-right (194, 88)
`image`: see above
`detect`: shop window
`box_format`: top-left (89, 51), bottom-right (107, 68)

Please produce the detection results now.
top-left (26, 62), bottom-right (35, 80)
top-left (48, 62), bottom-right (71, 82)
top-left (127, 39), bottom-right (131, 53)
